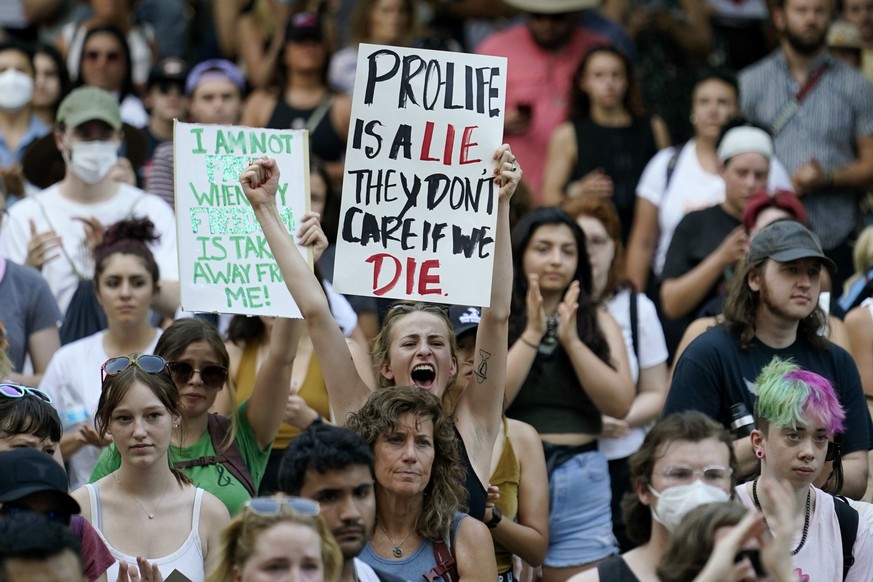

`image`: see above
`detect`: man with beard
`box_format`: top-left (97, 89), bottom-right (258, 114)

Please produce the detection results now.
top-left (665, 221), bottom-right (873, 499)
top-left (278, 424), bottom-right (403, 582)
top-left (476, 0), bottom-right (605, 203)
top-left (739, 0), bottom-right (873, 295)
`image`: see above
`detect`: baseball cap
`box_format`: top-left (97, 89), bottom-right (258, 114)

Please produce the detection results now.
top-left (747, 221), bottom-right (836, 271)
top-left (742, 189), bottom-right (807, 232)
top-left (147, 57), bottom-right (188, 89)
top-left (0, 449), bottom-right (80, 515)
top-left (285, 12), bottom-right (323, 42)
top-left (56, 86), bottom-right (122, 130)
top-left (449, 306), bottom-right (481, 338)
top-left (185, 59), bottom-right (246, 96)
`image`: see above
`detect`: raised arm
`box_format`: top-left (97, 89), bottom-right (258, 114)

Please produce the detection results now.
top-left (240, 158), bottom-right (371, 426)
top-left (454, 144), bottom-right (518, 485)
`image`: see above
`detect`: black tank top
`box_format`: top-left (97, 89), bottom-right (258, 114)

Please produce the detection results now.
top-left (455, 425), bottom-right (487, 521)
top-left (597, 556), bottom-right (640, 581)
top-left (265, 97), bottom-right (345, 162)
top-left (570, 117), bottom-right (658, 243)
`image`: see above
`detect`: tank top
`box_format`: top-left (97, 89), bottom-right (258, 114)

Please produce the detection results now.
top-left (505, 342), bottom-right (602, 435)
top-left (359, 511), bottom-right (465, 581)
top-left (85, 483), bottom-right (206, 582)
top-left (596, 555), bottom-right (640, 581)
top-left (235, 342), bottom-right (329, 449)
top-left (570, 117), bottom-right (658, 242)
top-left (490, 417), bottom-right (520, 572)
top-left (456, 425), bottom-right (487, 520)
top-left (265, 97), bottom-right (345, 161)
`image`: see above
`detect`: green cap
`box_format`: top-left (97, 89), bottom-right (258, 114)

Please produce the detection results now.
top-left (56, 87), bottom-right (122, 130)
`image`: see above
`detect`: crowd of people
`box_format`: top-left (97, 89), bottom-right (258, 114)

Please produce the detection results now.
top-left (2, 0), bottom-right (873, 580)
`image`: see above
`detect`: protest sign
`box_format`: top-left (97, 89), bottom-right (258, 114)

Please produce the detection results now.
top-left (174, 121), bottom-right (310, 316)
top-left (332, 43), bottom-right (506, 306)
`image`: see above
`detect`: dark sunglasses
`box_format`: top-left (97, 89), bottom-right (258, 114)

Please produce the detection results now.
top-left (166, 361), bottom-right (228, 389)
top-left (154, 80), bottom-right (183, 95)
top-left (0, 384), bottom-right (52, 404)
top-left (246, 496), bottom-right (320, 517)
top-left (101, 355), bottom-right (168, 383)
top-left (84, 50), bottom-right (121, 63)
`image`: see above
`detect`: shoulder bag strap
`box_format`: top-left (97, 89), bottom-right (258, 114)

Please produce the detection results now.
top-left (770, 62), bottom-right (830, 136)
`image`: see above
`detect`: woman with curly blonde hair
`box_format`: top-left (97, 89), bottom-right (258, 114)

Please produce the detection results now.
top-left (346, 386), bottom-right (497, 581)
top-left (208, 495), bottom-right (342, 582)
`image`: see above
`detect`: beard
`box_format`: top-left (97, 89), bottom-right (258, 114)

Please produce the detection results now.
top-left (784, 25), bottom-right (827, 56)
top-left (757, 275), bottom-right (817, 323)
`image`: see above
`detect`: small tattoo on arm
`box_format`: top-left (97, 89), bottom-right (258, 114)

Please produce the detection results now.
top-left (475, 350), bottom-right (492, 384)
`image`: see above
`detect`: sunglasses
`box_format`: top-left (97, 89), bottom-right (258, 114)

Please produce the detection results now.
top-left (166, 361), bottom-right (228, 389)
top-left (101, 355), bottom-right (168, 383)
top-left (154, 80), bottom-right (183, 95)
top-left (0, 384), bottom-right (52, 404)
top-left (246, 496), bottom-right (320, 517)
top-left (84, 50), bottom-right (121, 63)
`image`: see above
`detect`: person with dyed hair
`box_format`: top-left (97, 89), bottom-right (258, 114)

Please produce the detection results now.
top-left (735, 357), bottom-right (873, 580)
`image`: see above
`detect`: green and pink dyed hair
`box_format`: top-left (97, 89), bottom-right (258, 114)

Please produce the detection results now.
top-left (753, 358), bottom-right (845, 435)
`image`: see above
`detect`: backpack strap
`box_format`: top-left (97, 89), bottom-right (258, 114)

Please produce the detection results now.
top-left (664, 142), bottom-right (684, 191)
top-left (629, 291), bottom-right (640, 364)
top-left (424, 516), bottom-right (460, 582)
top-left (173, 414), bottom-right (257, 497)
top-left (833, 495), bottom-right (858, 581)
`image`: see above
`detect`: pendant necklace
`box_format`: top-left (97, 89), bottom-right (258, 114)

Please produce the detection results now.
top-left (113, 472), bottom-right (169, 520)
top-left (378, 522), bottom-right (415, 558)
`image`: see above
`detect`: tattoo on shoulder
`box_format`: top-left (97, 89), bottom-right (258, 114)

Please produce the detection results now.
top-left (475, 349), bottom-right (492, 384)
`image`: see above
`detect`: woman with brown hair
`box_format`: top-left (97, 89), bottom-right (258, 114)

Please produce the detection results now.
top-left (73, 355), bottom-right (229, 581)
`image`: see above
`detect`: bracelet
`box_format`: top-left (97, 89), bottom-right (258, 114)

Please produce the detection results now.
top-left (519, 336), bottom-right (539, 349)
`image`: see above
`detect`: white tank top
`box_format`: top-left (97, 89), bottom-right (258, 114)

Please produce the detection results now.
top-left (85, 483), bottom-right (206, 582)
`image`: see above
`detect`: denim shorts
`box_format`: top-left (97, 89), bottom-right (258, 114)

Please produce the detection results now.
top-left (544, 448), bottom-right (618, 568)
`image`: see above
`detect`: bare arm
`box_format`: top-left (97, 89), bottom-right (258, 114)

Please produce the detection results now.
top-left (236, 14), bottom-right (286, 89)
top-left (487, 420), bottom-right (549, 567)
top-left (454, 517), bottom-right (499, 582)
top-left (199, 493), bottom-right (230, 577)
top-left (834, 135), bottom-right (873, 190)
top-left (504, 274), bottom-right (546, 409)
top-left (651, 115), bottom-right (672, 150)
top-left (625, 198), bottom-right (659, 292)
top-left (240, 158), bottom-right (371, 425)
top-left (152, 280), bottom-right (181, 319)
top-left (7, 326), bottom-right (59, 386)
top-left (455, 145), bottom-right (518, 486)
top-left (846, 306), bottom-right (873, 396)
top-left (660, 226), bottom-right (745, 319)
top-left (541, 123), bottom-right (577, 206)
top-left (835, 451), bottom-right (869, 499)
top-left (624, 361), bottom-right (668, 427)
top-left (240, 91), bottom-right (276, 128)
top-left (212, 0), bottom-right (247, 58)
top-left (826, 315), bottom-right (851, 352)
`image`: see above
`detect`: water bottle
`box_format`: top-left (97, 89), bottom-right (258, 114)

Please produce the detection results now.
top-left (59, 405), bottom-right (89, 431)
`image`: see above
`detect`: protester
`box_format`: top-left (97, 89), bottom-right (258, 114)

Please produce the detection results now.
top-left (734, 358), bottom-right (873, 579)
top-left (0, 511), bottom-right (87, 582)
top-left (207, 495), bottom-right (342, 582)
top-left (141, 57), bottom-right (187, 174)
top-left (506, 206), bottom-right (634, 579)
top-left (570, 410), bottom-right (737, 582)
top-left (278, 423), bottom-right (404, 582)
top-left (666, 221), bottom-right (873, 498)
top-left (563, 196), bottom-right (669, 551)
top-left (739, 0), bottom-right (873, 293)
top-left (542, 45), bottom-right (670, 241)
top-left (0, 86), bottom-right (178, 318)
top-left (239, 148), bottom-right (518, 522)
top-left (74, 355), bottom-right (229, 581)
top-left (347, 387), bottom-right (498, 580)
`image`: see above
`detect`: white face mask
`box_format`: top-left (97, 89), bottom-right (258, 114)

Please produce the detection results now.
top-left (0, 69), bottom-right (34, 110)
top-left (66, 140), bottom-right (118, 184)
top-left (649, 480), bottom-right (730, 532)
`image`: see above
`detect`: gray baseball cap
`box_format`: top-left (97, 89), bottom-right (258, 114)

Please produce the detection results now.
top-left (748, 220), bottom-right (836, 271)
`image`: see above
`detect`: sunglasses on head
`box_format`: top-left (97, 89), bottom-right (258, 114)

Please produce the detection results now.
top-left (101, 355), bottom-right (168, 383)
top-left (166, 361), bottom-right (228, 389)
top-left (0, 384), bottom-right (52, 404)
top-left (246, 496), bottom-right (320, 517)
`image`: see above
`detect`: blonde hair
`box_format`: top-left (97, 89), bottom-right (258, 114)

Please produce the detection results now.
top-left (843, 225), bottom-right (873, 296)
top-left (207, 497), bottom-right (342, 582)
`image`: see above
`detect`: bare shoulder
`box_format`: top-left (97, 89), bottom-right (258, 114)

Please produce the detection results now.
top-left (200, 489), bottom-right (231, 525)
top-left (506, 418), bottom-right (541, 449)
top-left (457, 513), bottom-right (489, 539)
top-left (71, 486), bottom-right (93, 520)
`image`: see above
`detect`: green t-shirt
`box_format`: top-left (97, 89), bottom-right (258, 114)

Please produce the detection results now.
top-left (90, 401), bottom-right (270, 516)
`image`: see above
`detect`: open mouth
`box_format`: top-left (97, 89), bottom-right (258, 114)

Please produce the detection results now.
top-left (410, 364), bottom-right (436, 390)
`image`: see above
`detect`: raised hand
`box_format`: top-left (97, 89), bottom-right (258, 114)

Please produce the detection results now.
top-left (116, 557), bottom-right (163, 582)
top-left (296, 211), bottom-right (328, 263)
top-left (239, 157), bottom-right (280, 207)
top-left (556, 280), bottom-right (581, 346)
top-left (524, 273), bottom-right (547, 343)
top-left (493, 144), bottom-right (521, 202)
top-left (25, 218), bottom-right (62, 270)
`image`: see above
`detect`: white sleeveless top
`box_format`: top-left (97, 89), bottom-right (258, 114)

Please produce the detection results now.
top-left (85, 483), bottom-right (206, 582)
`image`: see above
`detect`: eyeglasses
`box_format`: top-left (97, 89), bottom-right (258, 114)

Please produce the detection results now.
top-left (101, 355), bottom-right (168, 382)
top-left (166, 361), bottom-right (228, 389)
top-left (658, 465), bottom-right (734, 483)
top-left (246, 496), bottom-right (320, 517)
top-left (0, 384), bottom-right (52, 404)
top-left (84, 50), bottom-right (120, 64)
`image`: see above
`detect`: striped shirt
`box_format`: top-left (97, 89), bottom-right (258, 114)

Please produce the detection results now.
top-left (739, 50), bottom-right (873, 248)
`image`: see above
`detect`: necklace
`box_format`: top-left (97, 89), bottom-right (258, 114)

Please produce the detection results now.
top-left (752, 477), bottom-right (811, 555)
top-left (378, 522), bottom-right (415, 558)
top-left (113, 472), bottom-right (170, 520)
